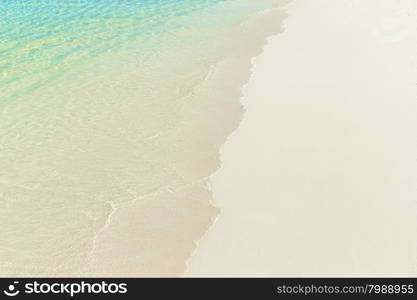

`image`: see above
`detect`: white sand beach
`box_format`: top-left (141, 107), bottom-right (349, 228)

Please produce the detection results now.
top-left (185, 0), bottom-right (417, 276)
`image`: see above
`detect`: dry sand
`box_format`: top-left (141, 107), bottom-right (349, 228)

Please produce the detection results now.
top-left (185, 0), bottom-right (417, 276)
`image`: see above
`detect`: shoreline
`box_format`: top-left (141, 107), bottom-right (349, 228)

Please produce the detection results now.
top-left (80, 6), bottom-right (290, 277)
top-left (185, 0), bottom-right (417, 277)
top-left (182, 6), bottom-right (290, 275)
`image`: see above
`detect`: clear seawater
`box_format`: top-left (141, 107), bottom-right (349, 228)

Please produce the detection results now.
top-left (0, 0), bottom-right (282, 276)
top-left (0, 0), bottom-right (278, 102)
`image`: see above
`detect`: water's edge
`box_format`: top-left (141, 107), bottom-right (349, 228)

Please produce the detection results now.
top-left (82, 6), bottom-right (290, 277)
top-left (180, 7), bottom-right (290, 277)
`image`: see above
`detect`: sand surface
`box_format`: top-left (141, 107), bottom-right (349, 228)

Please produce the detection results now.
top-left (185, 0), bottom-right (417, 276)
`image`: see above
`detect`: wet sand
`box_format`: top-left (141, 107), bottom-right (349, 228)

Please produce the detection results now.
top-left (80, 7), bottom-right (289, 277)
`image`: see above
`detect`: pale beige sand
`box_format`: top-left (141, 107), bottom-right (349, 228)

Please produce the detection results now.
top-left (185, 0), bottom-right (417, 276)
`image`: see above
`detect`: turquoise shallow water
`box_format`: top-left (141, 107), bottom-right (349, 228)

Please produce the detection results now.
top-left (0, 0), bottom-right (283, 276)
top-left (0, 0), bottom-right (277, 102)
